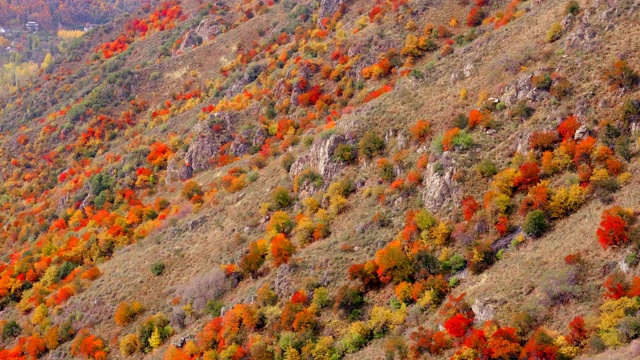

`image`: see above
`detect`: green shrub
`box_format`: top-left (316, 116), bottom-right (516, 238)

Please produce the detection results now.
top-left (523, 210), bottom-right (550, 238)
top-left (334, 285), bottom-right (364, 318)
top-left (452, 114), bottom-right (469, 129)
top-left (271, 186), bottom-right (293, 209)
top-left (565, 1), bottom-right (580, 15)
top-left (151, 262), bottom-right (166, 276)
top-left (204, 300), bottom-right (224, 317)
top-left (57, 261), bottom-right (78, 282)
top-left (476, 160), bottom-right (498, 178)
top-left (281, 153), bottom-right (295, 172)
top-left (510, 100), bottom-right (534, 120)
top-left (295, 169), bottom-right (323, 191)
top-left (452, 130), bottom-right (474, 150)
top-left (444, 253), bottom-right (466, 272)
top-left (2, 321), bottom-right (20, 339)
top-left (246, 171), bottom-right (259, 182)
top-left (358, 132), bottom-right (385, 159)
top-left (334, 144), bottom-right (358, 163)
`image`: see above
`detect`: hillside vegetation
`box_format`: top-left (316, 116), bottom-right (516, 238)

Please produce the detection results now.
top-left (0, 0), bottom-right (640, 359)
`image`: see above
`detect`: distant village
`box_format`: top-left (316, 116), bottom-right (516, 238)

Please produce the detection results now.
top-left (0, 22), bottom-right (95, 53)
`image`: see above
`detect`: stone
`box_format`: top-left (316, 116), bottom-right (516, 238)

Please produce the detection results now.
top-left (463, 63), bottom-right (474, 77)
top-left (472, 298), bottom-right (497, 325)
top-left (355, 223), bottom-right (369, 234)
top-left (229, 132), bottom-right (251, 157)
top-left (178, 30), bottom-right (198, 53)
top-left (186, 121), bottom-right (231, 172)
top-left (619, 258), bottom-right (630, 274)
top-left (289, 134), bottom-right (346, 181)
top-left (491, 227), bottom-right (522, 252)
top-left (195, 17), bottom-right (222, 41)
top-left (574, 124), bottom-right (589, 140)
top-left (421, 152), bottom-right (460, 213)
top-left (189, 216), bottom-right (208, 231)
top-left (502, 74), bottom-right (534, 106)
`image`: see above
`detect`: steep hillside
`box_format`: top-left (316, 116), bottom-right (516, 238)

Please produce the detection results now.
top-left (0, 0), bottom-right (640, 359)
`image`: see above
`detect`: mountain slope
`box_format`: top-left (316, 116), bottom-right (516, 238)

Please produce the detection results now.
top-left (0, 0), bottom-right (640, 359)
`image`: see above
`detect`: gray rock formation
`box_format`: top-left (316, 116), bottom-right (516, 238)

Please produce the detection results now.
top-left (185, 121), bottom-right (231, 173)
top-left (502, 74), bottom-right (535, 106)
top-left (421, 152), bottom-right (460, 213)
top-left (289, 134), bottom-right (345, 180)
top-left (472, 298), bottom-right (497, 325)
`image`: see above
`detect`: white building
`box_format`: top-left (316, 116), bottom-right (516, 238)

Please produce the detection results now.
top-left (0, 27), bottom-right (5, 34)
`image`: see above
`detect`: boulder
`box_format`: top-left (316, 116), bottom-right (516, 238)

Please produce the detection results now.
top-left (289, 134), bottom-right (346, 180)
top-left (574, 124), bottom-right (589, 140)
top-left (502, 74), bottom-right (536, 106)
top-left (166, 155), bottom-right (193, 183)
top-left (185, 121), bottom-right (231, 173)
top-left (230, 132), bottom-right (251, 157)
top-left (472, 298), bottom-right (497, 325)
top-left (195, 17), bottom-right (222, 41)
top-left (178, 30), bottom-right (199, 53)
top-left (421, 152), bottom-right (460, 213)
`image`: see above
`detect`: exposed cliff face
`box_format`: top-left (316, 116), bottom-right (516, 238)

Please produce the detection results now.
top-left (185, 121), bottom-right (231, 173)
top-left (289, 133), bottom-right (346, 181)
top-left (421, 152), bottom-right (460, 213)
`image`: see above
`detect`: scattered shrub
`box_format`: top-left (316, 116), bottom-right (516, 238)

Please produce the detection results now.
top-left (334, 144), bottom-right (358, 163)
top-left (271, 186), bottom-right (293, 209)
top-left (359, 132), bottom-right (385, 159)
top-left (119, 334), bottom-right (140, 356)
top-left (522, 210), bottom-right (549, 237)
top-left (545, 22), bottom-right (563, 42)
top-left (151, 262), bottom-right (166, 276)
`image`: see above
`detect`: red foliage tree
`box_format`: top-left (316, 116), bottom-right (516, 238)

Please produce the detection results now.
top-left (348, 261), bottom-right (381, 290)
top-left (603, 272), bottom-right (628, 299)
top-left (468, 109), bottom-right (482, 129)
top-left (443, 313), bottom-right (473, 338)
top-left (486, 327), bottom-right (522, 359)
top-left (557, 115), bottom-right (581, 141)
top-left (597, 207), bottom-right (629, 249)
top-left (462, 196), bottom-right (480, 221)
top-left (521, 328), bottom-right (558, 360)
top-left (467, 6), bottom-right (484, 27)
top-left (271, 234), bottom-right (295, 267)
top-left (513, 162), bottom-right (540, 190)
top-left (566, 316), bottom-right (588, 345)
top-left (410, 328), bottom-right (451, 356)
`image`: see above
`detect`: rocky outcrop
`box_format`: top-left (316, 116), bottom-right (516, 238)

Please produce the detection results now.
top-left (502, 74), bottom-right (535, 106)
top-left (185, 121), bottom-right (231, 173)
top-left (289, 134), bottom-right (346, 180)
top-left (317, 0), bottom-right (344, 26)
top-left (421, 152), bottom-right (460, 213)
top-left (178, 30), bottom-right (199, 53)
top-left (574, 124), bottom-right (589, 140)
top-left (472, 298), bottom-right (498, 325)
top-left (195, 17), bottom-right (222, 42)
top-left (166, 155), bottom-right (193, 183)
